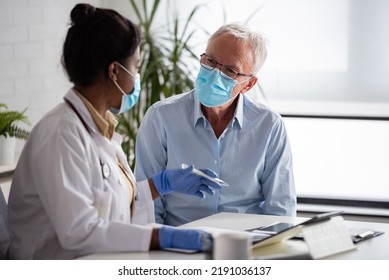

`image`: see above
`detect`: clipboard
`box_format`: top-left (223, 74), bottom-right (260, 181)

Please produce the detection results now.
top-left (251, 211), bottom-right (344, 248)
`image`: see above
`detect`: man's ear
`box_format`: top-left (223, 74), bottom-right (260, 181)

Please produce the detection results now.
top-left (240, 76), bottom-right (257, 94)
top-left (108, 62), bottom-right (119, 81)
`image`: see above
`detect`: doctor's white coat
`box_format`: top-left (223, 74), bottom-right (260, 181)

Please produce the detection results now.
top-left (8, 89), bottom-right (155, 259)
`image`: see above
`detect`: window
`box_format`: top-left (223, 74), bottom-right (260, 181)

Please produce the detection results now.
top-left (284, 117), bottom-right (389, 204)
top-left (257, 0), bottom-right (389, 105)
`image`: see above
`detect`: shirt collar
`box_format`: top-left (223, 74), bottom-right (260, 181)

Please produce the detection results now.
top-left (193, 91), bottom-right (205, 127)
top-left (74, 90), bottom-right (118, 139)
top-left (193, 90), bottom-right (244, 129)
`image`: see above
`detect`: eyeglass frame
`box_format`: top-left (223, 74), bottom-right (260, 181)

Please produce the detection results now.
top-left (200, 53), bottom-right (253, 80)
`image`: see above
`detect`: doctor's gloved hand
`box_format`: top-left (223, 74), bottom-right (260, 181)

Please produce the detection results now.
top-left (151, 165), bottom-right (222, 198)
top-left (159, 226), bottom-right (213, 252)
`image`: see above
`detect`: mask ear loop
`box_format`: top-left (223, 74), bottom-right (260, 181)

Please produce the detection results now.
top-left (236, 76), bottom-right (255, 95)
top-left (114, 62), bottom-right (138, 96)
top-left (236, 76), bottom-right (253, 85)
top-left (109, 62), bottom-right (124, 95)
top-left (117, 62), bottom-right (136, 78)
top-left (113, 80), bottom-right (127, 96)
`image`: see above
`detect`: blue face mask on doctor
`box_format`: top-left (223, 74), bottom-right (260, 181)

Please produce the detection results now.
top-left (110, 62), bottom-right (141, 114)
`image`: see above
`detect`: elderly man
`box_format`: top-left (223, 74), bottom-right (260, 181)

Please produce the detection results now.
top-left (135, 23), bottom-right (296, 226)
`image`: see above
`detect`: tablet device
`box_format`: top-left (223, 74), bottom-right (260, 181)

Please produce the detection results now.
top-left (252, 222), bottom-right (295, 234)
top-left (251, 210), bottom-right (344, 248)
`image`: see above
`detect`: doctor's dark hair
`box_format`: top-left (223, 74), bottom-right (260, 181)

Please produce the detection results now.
top-left (61, 3), bottom-right (141, 87)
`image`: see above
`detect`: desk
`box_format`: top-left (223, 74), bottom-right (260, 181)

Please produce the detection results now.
top-left (182, 212), bottom-right (389, 260)
top-left (78, 212), bottom-right (389, 260)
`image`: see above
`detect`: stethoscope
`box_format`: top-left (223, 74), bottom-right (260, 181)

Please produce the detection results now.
top-left (64, 97), bottom-right (111, 180)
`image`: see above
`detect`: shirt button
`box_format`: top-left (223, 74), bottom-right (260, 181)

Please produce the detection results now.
top-left (118, 179), bottom-right (123, 185)
top-left (121, 213), bottom-right (126, 220)
top-left (214, 160), bottom-right (218, 164)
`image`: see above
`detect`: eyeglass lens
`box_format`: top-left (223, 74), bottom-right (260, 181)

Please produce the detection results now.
top-left (200, 54), bottom-right (239, 79)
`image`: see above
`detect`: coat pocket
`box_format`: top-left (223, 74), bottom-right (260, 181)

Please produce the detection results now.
top-left (91, 187), bottom-right (112, 220)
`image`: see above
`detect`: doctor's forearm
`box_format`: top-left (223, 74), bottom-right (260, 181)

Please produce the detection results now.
top-left (150, 228), bottom-right (160, 250)
top-left (148, 178), bottom-right (160, 200)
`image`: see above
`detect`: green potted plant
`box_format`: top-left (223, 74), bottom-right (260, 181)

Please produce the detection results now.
top-left (0, 103), bottom-right (30, 165)
top-left (117, 0), bottom-right (206, 168)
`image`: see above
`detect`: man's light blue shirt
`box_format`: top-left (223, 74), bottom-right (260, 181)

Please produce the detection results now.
top-left (135, 89), bottom-right (296, 226)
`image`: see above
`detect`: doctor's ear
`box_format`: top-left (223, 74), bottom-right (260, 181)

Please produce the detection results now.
top-left (108, 62), bottom-right (119, 81)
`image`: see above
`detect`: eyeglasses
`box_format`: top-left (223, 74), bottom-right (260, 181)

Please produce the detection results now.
top-left (200, 53), bottom-right (253, 80)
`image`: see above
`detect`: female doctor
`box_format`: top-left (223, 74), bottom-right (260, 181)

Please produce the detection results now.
top-left (7, 3), bottom-right (221, 260)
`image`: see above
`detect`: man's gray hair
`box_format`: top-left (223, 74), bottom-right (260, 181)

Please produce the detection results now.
top-left (208, 22), bottom-right (267, 75)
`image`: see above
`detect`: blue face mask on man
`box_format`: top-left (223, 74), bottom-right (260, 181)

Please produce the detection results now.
top-left (110, 63), bottom-right (141, 115)
top-left (195, 65), bottom-right (238, 107)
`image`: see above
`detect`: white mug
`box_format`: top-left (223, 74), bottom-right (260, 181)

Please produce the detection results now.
top-left (213, 232), bottom-right (252, 260)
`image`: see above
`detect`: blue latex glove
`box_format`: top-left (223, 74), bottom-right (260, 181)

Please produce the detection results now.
top-left (159, 226), bottom-right (213, 251)
top-left (152, 164), bottom-right (222, 198)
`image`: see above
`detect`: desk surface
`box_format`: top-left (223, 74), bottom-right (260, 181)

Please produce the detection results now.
top-left (78, 212), bottom-right (389, 260)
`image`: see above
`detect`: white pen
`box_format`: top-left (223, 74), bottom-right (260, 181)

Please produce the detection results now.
top-left (181, 163), bottom-right (229, 187)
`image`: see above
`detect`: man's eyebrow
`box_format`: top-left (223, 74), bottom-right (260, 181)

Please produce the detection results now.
top-left (209, 54), bottom-right (239, 70)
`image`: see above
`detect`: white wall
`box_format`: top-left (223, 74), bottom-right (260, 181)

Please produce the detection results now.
top-left (0, 0), bottom-right (116, 153)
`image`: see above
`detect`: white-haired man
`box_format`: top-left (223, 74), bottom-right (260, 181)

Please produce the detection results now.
top-left (135, 23), bottom-right (296, 226)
